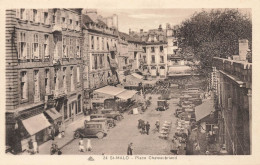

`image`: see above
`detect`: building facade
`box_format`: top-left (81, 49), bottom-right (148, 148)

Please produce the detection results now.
top-left (81, 9), bottom-right (120, 112)
top-left (213, 40), bottom-right (252, 155)
top-left (6, 8), bottom-right (84, 153)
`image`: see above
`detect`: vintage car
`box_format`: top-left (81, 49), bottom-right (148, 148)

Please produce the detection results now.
top-left (90, 117), bottom-right (116, 129)
top-left (100, 109), bottom-right (124, 121)
top-left (74, 121), bottom-right (107, 139)
top-left (90, 114), bottom-right (106, 120)
top-left (156, 100), bottom-right (169, 111)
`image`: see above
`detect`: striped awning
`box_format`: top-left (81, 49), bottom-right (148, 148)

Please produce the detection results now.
top-left (22, 114), bottom-right (51, 135)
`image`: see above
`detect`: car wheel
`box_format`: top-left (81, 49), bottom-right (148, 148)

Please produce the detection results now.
top-left (74, 131), bottom-right (80, 139)
top-left (96, 132), bottom-right (104, 139)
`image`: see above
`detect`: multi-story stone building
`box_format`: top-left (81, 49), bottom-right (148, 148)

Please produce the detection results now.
top-left (5, 8), bottom-right (84, 153)
top-left (213, 40), bottom-right (252, 155)
top-left (81, 9), bottom-right (119, 112)
top-left (132, 25), bottom-right (168, 78)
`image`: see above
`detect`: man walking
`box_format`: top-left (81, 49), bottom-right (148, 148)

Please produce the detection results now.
top-left (127, 143), bottom-right (133, 155)
top-left (146, 122), bottom-right (150, 135)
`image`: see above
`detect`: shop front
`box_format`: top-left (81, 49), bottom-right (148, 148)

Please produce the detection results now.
top-left (20, 113), bottom-right (51, 151)
top-left (44, 108), bottom-right (62, 137)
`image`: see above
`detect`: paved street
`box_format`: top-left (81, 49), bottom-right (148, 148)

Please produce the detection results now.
top-left (60, 93), bottom-right (179, 155)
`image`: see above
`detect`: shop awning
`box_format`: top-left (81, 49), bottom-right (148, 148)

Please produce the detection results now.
top-left (131, 73), bottom-right (143, 79)
top-left (94, 86), bottom-right (126, 96)
top-left (22, 114), bottom-right (51, 135)
top-left (44, 108), bottom-right (62, 121)
top-left (116, 90), bottom-right (137, 100)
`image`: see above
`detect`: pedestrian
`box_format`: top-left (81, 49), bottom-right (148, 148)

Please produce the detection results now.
top-left (127, 143), bottom-right (133, 155)
top-left (79, 138), bottom-right (85, 152)
top-left (32, 139), bottom-right (39, 154)
top-left (155, 120), bottom-right (160, 132)
top-left (141, 122), bottom-right (146, 134)
top-left (146, 122), bottom-right (150, 135)
top-left (61, 123), bottom-right (66, 137)
top-left (86, 138), bottom-right (92, 151)
top-left (28, 138), bottom-right (33, 154)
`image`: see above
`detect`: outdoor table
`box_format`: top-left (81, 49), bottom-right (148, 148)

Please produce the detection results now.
top-left (161, 127), bottom-right (169, 131)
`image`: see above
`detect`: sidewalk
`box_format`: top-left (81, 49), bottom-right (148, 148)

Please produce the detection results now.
top-left (21, 115), bottom-right (88, 155)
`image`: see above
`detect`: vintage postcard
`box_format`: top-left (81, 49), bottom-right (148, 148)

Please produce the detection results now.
top-left (1, 0), bottom-right (259, 164)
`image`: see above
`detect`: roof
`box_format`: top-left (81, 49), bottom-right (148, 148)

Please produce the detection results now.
top-left (22, 114), bottom-right (51, 135)
top-left (195, 99), bottom-right (215, 122)
top-left (116, 90), bottom-right (137, 100)
top-left (94, 86), bottom-right (126, 96)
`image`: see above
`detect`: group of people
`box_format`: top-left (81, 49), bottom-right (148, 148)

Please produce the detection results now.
top-left (138, 119), bottom-right (150, 135)
top-left (78, 138), bottom-right (92, 152)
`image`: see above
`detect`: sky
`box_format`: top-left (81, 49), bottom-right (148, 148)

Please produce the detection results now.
top-left (98, 8), bottom-right (251, 34)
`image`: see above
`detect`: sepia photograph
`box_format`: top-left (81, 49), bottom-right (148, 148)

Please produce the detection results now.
top-left (2, 1), bottom-right (259, 164)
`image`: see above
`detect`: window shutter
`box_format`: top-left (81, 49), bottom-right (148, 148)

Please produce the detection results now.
top-left (39, 43), bottom-right (42, 59)
top-left (26, 9), bottom-right (29, 21)
top-left (27, 43), bottom-right (30, 59)
top-left (16, 9), bottom-right (20, 19)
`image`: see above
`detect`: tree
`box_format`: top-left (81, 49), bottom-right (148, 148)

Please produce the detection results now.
top-left (178, 9), bottom-right (252, 77)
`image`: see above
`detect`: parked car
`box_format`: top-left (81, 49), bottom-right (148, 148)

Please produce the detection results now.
top-left (100, 109), bottom-right (124, 121)
top-left (156, 100), bottom-right (169, 111)
top-left (90, 117), bottom-right (116, 129)
top-left (90, 114), bottom-right (106, 120)
top-left (74, 121), bottom-right (107, 139)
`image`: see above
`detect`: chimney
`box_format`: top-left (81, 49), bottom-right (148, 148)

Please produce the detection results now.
top-left (239, 39), bottom-right (249, 61)
top-left (158, 24), bottom-right (162, 31)
top-left (129, 28), bottom-right (131, 35)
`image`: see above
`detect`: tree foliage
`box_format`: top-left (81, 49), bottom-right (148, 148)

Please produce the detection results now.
top-left (178, 9), bottom-right (252, 76)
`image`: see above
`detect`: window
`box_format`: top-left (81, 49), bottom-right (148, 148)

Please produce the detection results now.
top-left (134, 52), bottom-right (137, 59)
top-left (78, 95), bottom-right (82, 113)
top-left (20, 71), bottom-right (28, 100)
top-left (44, 35), bottom-right (49, 58)
top-left (143, 56), bottom-right (147, 63)
top-left (63, 37), bottom-right (68, 58)
top-left (45, 69), bottom-right (50, 94)
top-left (33, 9), bottom-right (38, 22)
top-left (77, 66), bottom-right (80, 83)
top-left (93, 54), bottom-right (98, 69)
top-left (97, 37), bottom-right (99, 50)
top-left (143, 47), bottom-right (146, 53)
top-left (91, 36), bottom-right (94, 49)
top-left (151, 47), bottom-right (155, 53)
top-left (174, 50), bottom-right (177, 55)
top-left (34, 70), bottom-right (40, 102)
top-left (52, 10), bottom-right (57, 23)
top-left (69, 38), bottom-right (74, 58)
top-left (54, 68), bottom-right (59, 90)
top-left (160, 46), bottom-right (163, 52)
top-left (125, 58), bottom-right (128, 64)
top-left (64, 100), bottom-right (68, 120)
top-left (70, 67), bottom-right (74, 91)
top-left (44, 12), bottom-right (49, 24)
top-left (54, 36), bottom-right (59, 59)
top-left (75, 21), bottom-right (79, 26)
top-left (32, 34), bottom-right (39, 59)
top-left (62, 17), bottom-right (66, 28)
top-left (17, 32), bottom-right (27, 59)
top-left (173, 41), bottom-right (177, 46)
top-left (160, 56), bottom-right (164, 63)
top-left (99, 54), bottom-right (104, 68)
top-left (63, 67), bottom-right (67, 91)
top-left (20, 9), bottom-right (26, 20)
top-left (76, 39), bottom-right (80, 58)
top-left (151, 55), bottom-right (155, 63)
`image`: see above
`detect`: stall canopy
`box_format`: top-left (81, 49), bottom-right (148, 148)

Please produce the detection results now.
top-left (195, 100), bottom-right (215, 122)
top-left (116, 90), bottom-right (137, 100)
top-left (44, 108), bottom-right (62, 121)
top-left (131, 73), bottom-right (143, 79)
top-left (22, 113), bottom-right (51, 135)
top-left (94, 86), bottom-right (126, 96)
